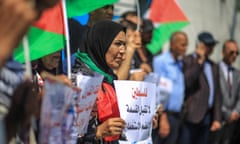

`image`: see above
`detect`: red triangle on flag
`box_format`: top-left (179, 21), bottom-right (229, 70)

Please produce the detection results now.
top-left (32, 2), bottom-right (64, 35)
top-left (149, 0), bottom-right (188, 23)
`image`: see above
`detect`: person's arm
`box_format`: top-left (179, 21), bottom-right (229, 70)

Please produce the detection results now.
top-left (234, 72), bottom-right (240, 112)
top-left (0, 0), bottom-right (61, 69)
top-left (115, 45), bottom-right (136, 80)
top-left (232, 72), bottom-right (240, 121)
top-left (211, 64), bottom-right (222, 131)
top-left (0, 0), bottom-right (37, 68)
top-left (184, 45), bottom-right (206, 90)
top-left (152, 113), bottom-right (159, 129)
top-left (184, 58), bottom-right (203, 89)
top-left (136, 48), bottom-right (152, 73)
top-left (158, 112), bottom-right (170, 138)
top-left (212, 64), bottom-right (222, 121)
top-left (115, 31), bottom-right (141, 80)
top-left (139, 62), bottom-right (152, 73)
top-left (152, 105), bottom-right (164, 129)
top-left (219, 67), bottom-right (233, 122)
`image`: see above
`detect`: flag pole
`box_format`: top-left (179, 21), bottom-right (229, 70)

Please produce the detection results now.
top-left (62, 0), bottom-right (71, 79)
top-left (23, 35), bottom-right (33, 78)
top-left (135, 0), bottom-right (141, 31)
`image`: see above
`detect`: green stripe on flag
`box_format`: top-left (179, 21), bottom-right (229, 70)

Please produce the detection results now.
top-left (66, 0), bottom-right (118, 17)
top-left (147, 21), bottom-right (189, 55)
top-left (14, 26), bottom-right (65, 63)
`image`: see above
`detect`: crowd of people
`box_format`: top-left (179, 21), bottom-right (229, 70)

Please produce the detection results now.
top-left (0, 0), bottom-right (240, 144)
top-left (152, 31), bottom-right (240, 144)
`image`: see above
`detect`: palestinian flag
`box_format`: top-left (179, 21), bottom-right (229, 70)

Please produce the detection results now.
top-left (147, 0), bottom-right (189, 54)
top-left (14, 0), bottom-right (119, 63)
top-left (14, 0), bottom-right (118, 63)
top-left (14, 3), bottom-right (65, 63)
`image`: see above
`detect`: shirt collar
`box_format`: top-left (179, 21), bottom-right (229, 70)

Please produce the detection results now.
top-left (220, 61), bottom-right (233, 71)
top-left (165, 50), bottom-right (176, 64)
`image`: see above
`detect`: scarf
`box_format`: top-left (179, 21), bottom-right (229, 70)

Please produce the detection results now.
top-left (75, 20), bottom-right (125, 84)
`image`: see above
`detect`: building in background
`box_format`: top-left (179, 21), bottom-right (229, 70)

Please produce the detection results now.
top-left (114, 0), bottom-right (240, 68)
top-left (178, 0), bottom-right (240, 68)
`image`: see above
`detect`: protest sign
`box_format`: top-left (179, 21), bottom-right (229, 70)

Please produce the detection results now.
top-left (114, 80), bottom-right (156, 143)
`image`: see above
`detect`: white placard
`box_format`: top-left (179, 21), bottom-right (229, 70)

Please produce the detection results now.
top-left (114, 80), bottom-right (156, 143)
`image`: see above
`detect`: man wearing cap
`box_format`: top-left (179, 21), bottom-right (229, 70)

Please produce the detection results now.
top-left (180, 32), bottom-right (222, 144)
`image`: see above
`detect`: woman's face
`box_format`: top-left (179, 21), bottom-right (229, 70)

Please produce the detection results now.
top-left (41, 51), bottom-right (61, 70)
top-left (105, 31), bottom-right (126, 69)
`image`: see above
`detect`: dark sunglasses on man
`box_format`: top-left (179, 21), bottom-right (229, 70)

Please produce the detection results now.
top-left (230, 50), bottom-right (239, 56)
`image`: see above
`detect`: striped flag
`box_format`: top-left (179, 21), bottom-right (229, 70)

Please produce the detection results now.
top-left (14, 3), bottom-right (65, 63)
top-left (14, 0), bottom-right (119, 63)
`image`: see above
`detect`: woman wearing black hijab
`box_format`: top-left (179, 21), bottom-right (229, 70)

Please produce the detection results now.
top-left (73, 20), bottom-right (126, 144)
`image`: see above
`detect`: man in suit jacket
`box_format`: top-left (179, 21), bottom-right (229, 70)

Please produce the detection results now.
top-left (180, 32), bottom-right (222, 144)
top-left (214, 40), bottom-right (240, 144)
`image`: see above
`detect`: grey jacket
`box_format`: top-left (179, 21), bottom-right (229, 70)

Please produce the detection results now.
top-left (219, 64), bottom-right (240, 121)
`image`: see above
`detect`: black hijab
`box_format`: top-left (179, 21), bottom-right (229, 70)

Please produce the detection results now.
top-left (77, 20), bottom-right (126, 83)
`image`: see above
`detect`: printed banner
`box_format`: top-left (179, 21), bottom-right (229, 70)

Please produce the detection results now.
top-left (40, 73), bottom-right (103, 144)
top-left (72, 73), bottom-right (103, 136)
top-left (40, 79), bottom-right (74, 144)
top-left (114, 80), bottom-right (156, 143)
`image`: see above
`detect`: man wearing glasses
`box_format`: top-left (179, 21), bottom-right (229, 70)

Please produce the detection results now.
top-left (213, 39), bottom-right (240, 144)
top-left (180, 32), bottom-right (222, 144)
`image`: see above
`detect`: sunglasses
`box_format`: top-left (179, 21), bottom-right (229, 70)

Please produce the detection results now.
top-left (230, 50), bottom-right (239, 55)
